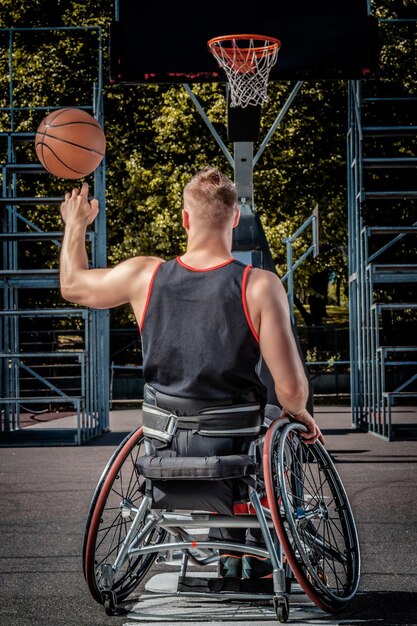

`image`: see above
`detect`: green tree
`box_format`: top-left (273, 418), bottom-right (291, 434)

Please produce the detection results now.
top-left (1, 0), bottom-right (415, 340)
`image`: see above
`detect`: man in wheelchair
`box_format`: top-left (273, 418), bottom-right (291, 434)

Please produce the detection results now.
top-left (61, 168), bottom-right (358, 621)
top-left (59, 167), bottom-right (322, 450)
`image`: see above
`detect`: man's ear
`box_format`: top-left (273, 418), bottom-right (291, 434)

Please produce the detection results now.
top-left (182, 209), bottom-right (190, 230)
top-left (232, 208), bottom-right (240, 229)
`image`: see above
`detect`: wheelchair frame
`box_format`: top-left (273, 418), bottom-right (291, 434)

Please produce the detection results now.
top-left (83, 419), bottom-right (361, 623)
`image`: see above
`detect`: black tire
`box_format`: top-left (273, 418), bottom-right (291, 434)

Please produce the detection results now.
top-left (274, 596), bottom-right (289, 623)
top-left (104, 595), bottom-right (116, 616)
top-left (83, 426), bottom-right (166, 604)
top-left (264, 420), bottom-right (361, 613)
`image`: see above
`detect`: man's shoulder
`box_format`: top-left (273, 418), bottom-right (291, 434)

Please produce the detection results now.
top-left (248, 266), bottom-right (282, 285)
top-left (246, 267), bottom-right (285, 301)
top-left (121, 255), bottom-right (165, 273)
top-left (118, 256), bottom-right (165, 302)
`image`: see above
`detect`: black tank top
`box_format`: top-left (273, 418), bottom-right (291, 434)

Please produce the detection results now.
top-left (140, 257), bottom-right (267, 405)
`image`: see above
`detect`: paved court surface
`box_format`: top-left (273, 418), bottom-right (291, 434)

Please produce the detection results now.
top-left (1, 406), bottom-right (417, 626)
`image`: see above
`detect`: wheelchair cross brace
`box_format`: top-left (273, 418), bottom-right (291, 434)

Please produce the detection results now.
top-left (103, 490), bottom-right (287, 599)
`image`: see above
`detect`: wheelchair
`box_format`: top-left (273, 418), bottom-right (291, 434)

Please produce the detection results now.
top-left (82, 415), bottom-right (361, 623)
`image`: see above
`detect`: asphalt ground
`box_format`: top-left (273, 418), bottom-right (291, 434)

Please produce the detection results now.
top-left (1, 407), bottom-right (417, 626)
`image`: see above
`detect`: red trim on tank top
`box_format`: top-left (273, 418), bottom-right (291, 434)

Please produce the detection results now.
top-left (242, 265), bottom-right (259, 343)
top-left (139, 262), bottom-right (163, 333)
top-left (176, 256), bottom-right (234, 272)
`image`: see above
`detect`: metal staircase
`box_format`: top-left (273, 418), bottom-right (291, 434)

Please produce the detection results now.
top-left (347, 18), bottom-right (417, 440)
top-left (0, 26), bottom-right (109, 445)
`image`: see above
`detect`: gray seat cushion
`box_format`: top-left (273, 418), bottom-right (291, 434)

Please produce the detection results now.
top-left (136, 454), bottom-right (256, 481)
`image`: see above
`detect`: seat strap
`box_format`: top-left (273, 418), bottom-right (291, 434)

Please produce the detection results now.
top-left (143, 402), bottom-right (263, 444)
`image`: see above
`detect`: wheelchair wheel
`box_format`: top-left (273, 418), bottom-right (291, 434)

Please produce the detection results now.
top-left (264, 420), bottom-right (360, 613)
top-left (83, 426), bottom-right (166, 604)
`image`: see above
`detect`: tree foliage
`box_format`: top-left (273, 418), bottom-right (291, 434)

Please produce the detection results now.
top-left (0, 0), bottom-right (415, 334)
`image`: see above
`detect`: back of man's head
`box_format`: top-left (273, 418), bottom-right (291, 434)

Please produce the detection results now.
top-left (184, 166), bottom-right (238, 227)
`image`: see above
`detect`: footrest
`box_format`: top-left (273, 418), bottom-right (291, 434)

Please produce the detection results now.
top-left (177, 576), bottom-right (273, 595)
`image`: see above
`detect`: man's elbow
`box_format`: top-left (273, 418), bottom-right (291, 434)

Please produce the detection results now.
top-left (276, 376), bottom-right (309, 409)
top-left (60, 282), bottom-right (86, 306)
top-left (60, 284), bottom-right (109, 309)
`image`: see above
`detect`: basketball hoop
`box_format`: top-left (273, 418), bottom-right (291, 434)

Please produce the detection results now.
top-left (208, 34), bottom-right (281, 108)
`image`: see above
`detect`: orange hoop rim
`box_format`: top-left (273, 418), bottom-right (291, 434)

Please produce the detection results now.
top-left (208, 33), bottom-right (281, 58)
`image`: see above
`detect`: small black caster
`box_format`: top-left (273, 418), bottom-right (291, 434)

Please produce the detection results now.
top-left (103, 592), bottom-right (117, 616)
top-left (274, 595), bottom-right (289, 623)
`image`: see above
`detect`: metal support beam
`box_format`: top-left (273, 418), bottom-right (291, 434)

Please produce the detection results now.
top-left (253, 81), bottom-right (303, 167)
top-left (234, 142), bottom-right (254, 209)
top-left (183, 84), bottom-right (234, 168)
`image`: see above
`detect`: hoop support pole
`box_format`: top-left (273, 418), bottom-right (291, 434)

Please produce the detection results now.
top-left (183, 84), bottom-right (234, 168)
top-left (234, 142), bottom-right (254, 208)
top-left (253, 81), bottom-right (303, 167)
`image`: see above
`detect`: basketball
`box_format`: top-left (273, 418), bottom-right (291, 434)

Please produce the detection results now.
top-left (35, 108), bottom-right (106, 179)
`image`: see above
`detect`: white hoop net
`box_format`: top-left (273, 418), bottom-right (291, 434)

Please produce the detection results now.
top-left (209, 36), bottom-right (280, 108)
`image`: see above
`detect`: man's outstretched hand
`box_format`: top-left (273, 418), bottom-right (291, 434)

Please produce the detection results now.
top-left (60, 182), bottom-right (99, 227)
top-left (281, 408), bottom-right (325, 445)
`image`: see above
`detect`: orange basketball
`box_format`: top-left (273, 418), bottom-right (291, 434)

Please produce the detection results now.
top-left (35, 108), bottom-right (106, 179)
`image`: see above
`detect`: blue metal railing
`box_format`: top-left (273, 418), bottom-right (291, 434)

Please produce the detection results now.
top-left (0, 26), bottom-right (108, 445)
top-left (281, 206), bottom-right (319, 324)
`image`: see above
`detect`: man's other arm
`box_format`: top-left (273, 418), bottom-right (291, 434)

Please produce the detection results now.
top-left (246, 268), bottom-right (323, 443)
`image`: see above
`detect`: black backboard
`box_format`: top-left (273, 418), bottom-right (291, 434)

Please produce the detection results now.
top-left (110, 0), bottom-right (379, 84)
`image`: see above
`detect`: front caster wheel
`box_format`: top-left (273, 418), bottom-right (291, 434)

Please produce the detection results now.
top-left (104, 593), bottom-right (117, 616)
top-left (274, 596), bottom-right (289, 623)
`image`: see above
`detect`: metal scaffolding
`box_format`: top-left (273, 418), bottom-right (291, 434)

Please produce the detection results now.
top-left (0, 26), bottom-right (109, 445)
top-left (347, 18), bottom-right (417, 440)
top-left (2, 17), bottom-right (415, 445)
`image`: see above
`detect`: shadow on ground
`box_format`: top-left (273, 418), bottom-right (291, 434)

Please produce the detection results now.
top-left (340, 591), bottom-right (417, 624)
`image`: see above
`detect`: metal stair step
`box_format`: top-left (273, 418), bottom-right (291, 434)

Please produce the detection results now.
top-left (0, 352), bottom-right (84, 358)
top-left (2, 163), bottom-right (46, 173)
top-left (0, 232), bottom-right (64, 241)
top-left (363, 157), bottom-right (417, 168)
top-left (363, 190), bottom-right (417, 200)
top-left (0, 308), bottom-right (87, 316)
top-left (0, 396), bottom-right (82, 404)
top-left (0, 132), bottom-right (36, 141)
top-left (377, 360), bottom-right (417, 366)
top-left (0, 270), bottom-right (59, 288)
top-left (19, 381), bottom-right (81, 389)
top-left (366, 226), bottom-right (417, 235)
top-left (0, 231), bottom-right (93, 241)
top-left (0, 269), bottom-right (59, 276)
top-left (20, 386), bottom-right (81, 390)
top-left (362, 126), bottom-right (417, 137)
top-left (362, 97), bottom-right (417, 102)
top-left (382, 391), bottom-right (417, 397)
top-left (368, 264), bottom-right (417, 283)
top-left (377, 346), bottom-right (417, 353)
top-left (0, 197), bottom-right (63, 205)
top-left (371, 302), bottom-right (417, 311)
top-left (18, 368), bottom-right (82, 374)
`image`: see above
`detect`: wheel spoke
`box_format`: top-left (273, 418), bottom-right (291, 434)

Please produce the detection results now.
top-left (95, 511), bottom-right (124, 551)
top-left (267, 424), bottom-right (360, 610)
top-left (84, 430), bottom-right (167, 603)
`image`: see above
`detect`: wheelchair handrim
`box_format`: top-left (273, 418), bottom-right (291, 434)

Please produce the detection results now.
top-left (263, 420), bottom-right (339, 613)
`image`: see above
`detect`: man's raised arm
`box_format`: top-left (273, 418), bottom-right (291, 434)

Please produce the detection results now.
top-left (59, 182), bottom-right (159, 309)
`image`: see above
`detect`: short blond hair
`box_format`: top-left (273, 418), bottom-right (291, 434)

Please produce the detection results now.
top-left (183, 166), bottom-right (238, 226)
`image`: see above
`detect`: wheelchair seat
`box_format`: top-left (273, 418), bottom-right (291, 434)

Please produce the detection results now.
top-left (137, 454), bottom-right (256, 481)
top-left (137, 452), bottom-right (259, 514)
